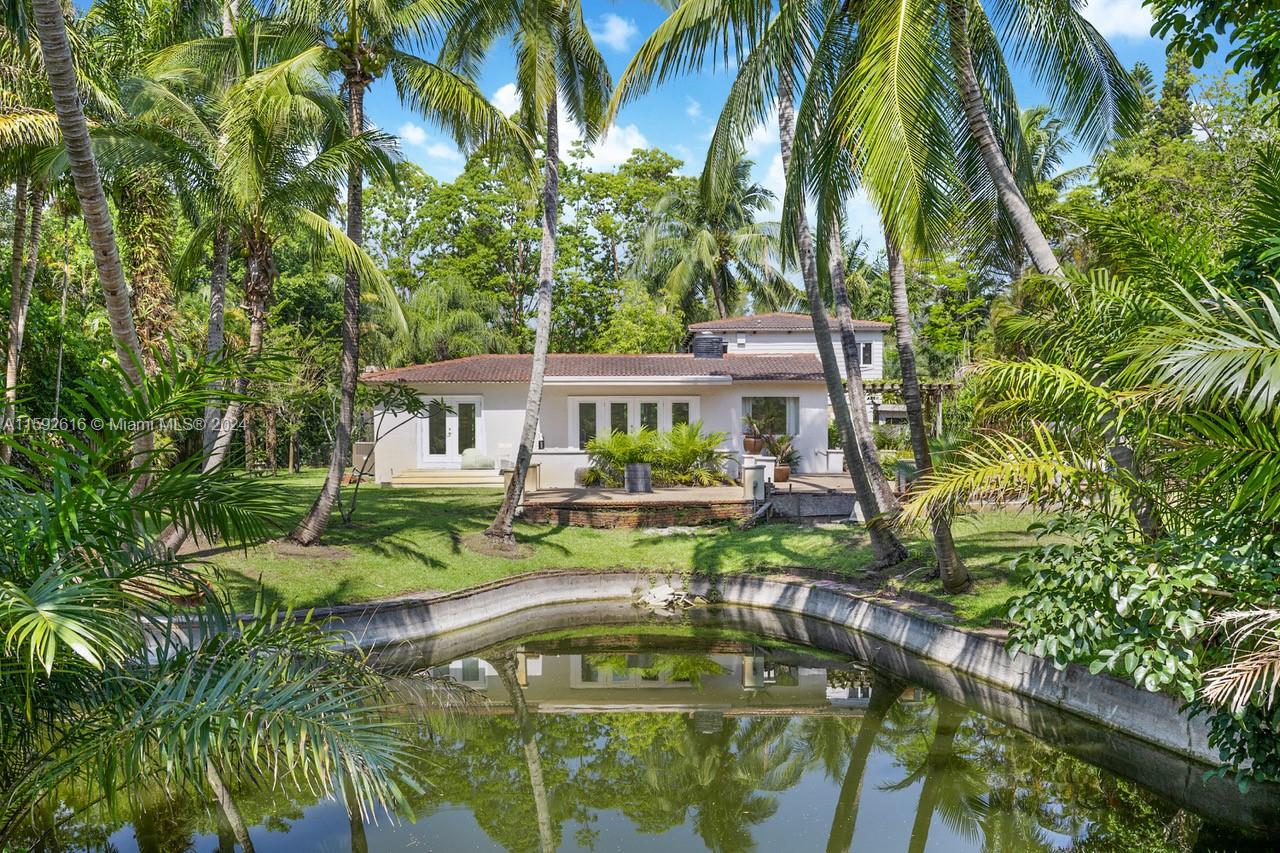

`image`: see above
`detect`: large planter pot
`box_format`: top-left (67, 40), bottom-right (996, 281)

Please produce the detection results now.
top-left (743, 435), bottom-right (764, 454)
top-left (773, 464), bottom-right (791, 484)
top-left (624, 462), bottom-right (653, 493)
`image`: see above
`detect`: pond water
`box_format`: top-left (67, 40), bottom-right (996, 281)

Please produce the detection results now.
top-left (39, 608), bottom-right (1280, 852)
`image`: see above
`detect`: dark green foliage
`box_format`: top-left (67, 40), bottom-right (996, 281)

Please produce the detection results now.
top-left (583, 422), bottom-right (731, 487)
top-left (1151, 1), bottom-right (1280, 105)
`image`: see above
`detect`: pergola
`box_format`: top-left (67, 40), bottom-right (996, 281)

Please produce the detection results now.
top-left (861, 381), bottom-right (960, 435)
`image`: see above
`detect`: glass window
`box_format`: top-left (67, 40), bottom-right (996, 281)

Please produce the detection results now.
top-left (611, 401), bottom-right (629, 435)
top-left (862, 342), bottom-right (873, 366)
top-left (427, 400), bottom-right (447, 455)
top-left (744, 397), bottom-right (788, 435)
top-left (580, 658), bottom-right (600, 683)
top-left (578, 401), bottom-right (597, 448)
top-left (672, 401), bottom-right (690, 426)
top-left (457, 402), bottom-right (476, 453)
top-left (640, 401), bottom-right (658, 431)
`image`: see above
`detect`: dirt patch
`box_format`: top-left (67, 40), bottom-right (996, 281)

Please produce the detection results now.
top-left (271, 542), bottom-right (354, 560)
top-left (461, 532), bottom-right (533, 559)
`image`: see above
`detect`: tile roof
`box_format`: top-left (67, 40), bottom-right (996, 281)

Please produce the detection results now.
top-left (687, 312), bottom-right (891, 332)
top-left (362, 353), bottom-right (826, 384)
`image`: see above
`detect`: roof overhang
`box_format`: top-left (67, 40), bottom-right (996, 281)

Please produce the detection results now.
top-left (545, 375), bottom-right (734, 386)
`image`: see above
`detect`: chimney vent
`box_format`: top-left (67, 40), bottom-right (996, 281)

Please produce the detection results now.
top-left (692, 336), bottom-right (724, 358)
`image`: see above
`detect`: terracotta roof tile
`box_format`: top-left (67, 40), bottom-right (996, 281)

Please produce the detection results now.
top-left (362, 353), bottom-right (826, 384)
top-left (687, 312), bottom-right (890, 332)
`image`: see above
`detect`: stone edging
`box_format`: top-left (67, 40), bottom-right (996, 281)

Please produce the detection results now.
top-left (317, 569), bottom-right (1215, 764)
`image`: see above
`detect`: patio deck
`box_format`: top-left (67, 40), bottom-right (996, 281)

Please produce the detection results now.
top-left (525, 473), bottom-right (853, 505)
top-left (522, 474), bottom-right (855, 528)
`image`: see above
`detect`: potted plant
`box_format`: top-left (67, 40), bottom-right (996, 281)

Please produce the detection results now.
top-left (764, 433), bottom-right (800, 483)
top-left (742, 415), bottom-right (767, 454)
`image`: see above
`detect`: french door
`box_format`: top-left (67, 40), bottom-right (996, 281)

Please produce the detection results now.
top-left (419, 396), bottom-right (482, 467)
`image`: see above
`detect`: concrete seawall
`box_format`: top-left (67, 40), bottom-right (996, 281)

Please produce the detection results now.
top-left (320, 570), bottom-right (1214, 763)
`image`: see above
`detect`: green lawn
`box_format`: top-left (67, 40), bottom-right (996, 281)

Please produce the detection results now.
top-left (206, 471), bottom-right (1051, 624)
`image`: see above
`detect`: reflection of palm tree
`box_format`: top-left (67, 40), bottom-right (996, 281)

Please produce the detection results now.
top-left (496, 653), bottom-right (555, 853)
top-left (892, 698), bottom-right (980, 853)
top-left (824, 672), bottom-right (907, 852)
top-left (645, 715), bottom-right (805, 852)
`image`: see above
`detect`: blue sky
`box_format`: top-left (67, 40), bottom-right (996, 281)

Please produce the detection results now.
top-left (366, 0), bottom-right (1211, 250)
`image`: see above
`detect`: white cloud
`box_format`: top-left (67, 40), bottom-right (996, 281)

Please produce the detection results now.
top-left (1080, 0), bottom-right (1154, 39)
top-left (423, 142), bottom-right (463, 162)
top-left (744, 108), bottom-right (780, 157)
top-left (397, 121), bottom-right (428, 146)
top-left (590, 13), bottom-right (639, 52)
top-left (685, 97), bottom-right (702, 119)
top-left (491, 82), bottom-right (520, 116)
top-left (566, 122), bottom-right (651, 171)
top-left (761, 152), bottom-right (786, 215)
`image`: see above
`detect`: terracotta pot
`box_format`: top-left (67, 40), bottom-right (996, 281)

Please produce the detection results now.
top-left (743, 435), bottom-right (763, 454)
top-left (774, 464), bottom-right (791, 483)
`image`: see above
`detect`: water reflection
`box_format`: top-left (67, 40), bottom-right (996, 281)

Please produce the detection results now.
top-left (30, 632), bottom-right (1272, 852)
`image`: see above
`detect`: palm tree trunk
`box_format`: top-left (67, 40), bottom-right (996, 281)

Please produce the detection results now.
top-left (825, 672), bottom-right (904, 852)
top-left (290, 72), bottom-right (367, 545)
top-left (886, 230), bottom-right (968, 592)
top-left (206, 760), bottom-right (256, 853)
top-left (906, 699), bottom-right (965, 853)
top-left (946, 0), bottom-right (1061, 278)
top-left (119, 174), bottom-right (175, 365)
top-left (203, 225), bottom-right (230, 453)
top-left (343, 777), bottom-right (369, 853)
top-left (498, 654), bottom-right (554, 853)
top-left (31, 0), bottom-right (146, 388)
top-left (827, 227), bottom-right (898, 510)
top-left (487, 99), bottom-right (559, 544)
top-left (1, 180), bottom-right (46, 461)
top-left (52, 211), bottom-right (70, 419)
top-left (8, 176), bottom-right (26, 301)
top-left (708, 262), bottom-right (729, 318)
top-left (778, 71), bottom-right (905, 565)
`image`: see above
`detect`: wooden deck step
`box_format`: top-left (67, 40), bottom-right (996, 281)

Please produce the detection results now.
top-left (390, 469), bottom-right (504, 488)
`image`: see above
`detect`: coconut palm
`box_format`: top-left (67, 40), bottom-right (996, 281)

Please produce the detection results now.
top-left (275, 0), bottom-right (523, 545)
top-left (637, 145), bottom-right (798, 320)
top-left (612, 0), bottom-right (915, 565)
top-left (28, 0), bottom-right (146, 389)
top-left (367, 274), bottom-right (512, 367)
top-left (439, 0), bottom-right (610, 546)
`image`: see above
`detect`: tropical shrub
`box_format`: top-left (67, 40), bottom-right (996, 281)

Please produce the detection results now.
top-left (0, 359), bottom-right (414, 843)
top-left (762, 433), bottom-right (800, 468)
top-left (583, 423), bottom-right (729, 487)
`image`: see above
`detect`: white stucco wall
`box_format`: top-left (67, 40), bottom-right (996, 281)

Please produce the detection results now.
top-left (698, 329), bottom-right (885, 380)
top-left (372, 378), bottom-right (833, 487)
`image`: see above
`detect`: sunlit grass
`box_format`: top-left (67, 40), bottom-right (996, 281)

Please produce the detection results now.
top-left (206, 470), bottom-right (1052, 624)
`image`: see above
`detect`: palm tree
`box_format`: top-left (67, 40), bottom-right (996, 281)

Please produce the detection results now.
top-left (637, 146), bottom-right (797, 320)
top-left (29, 0), bottom-right (146, 388)
top-left (367, 274), bottom-right (512, 367)
top-left (0, 359), bottom-right (412, 846)
top-left (283, 0), bottom-right (523, 545)
top-left (613, 0), bottom-right (907, 563)
top-left (495, 653), bottom-right (555, 853)
top-left (885, 229), bottom-right (969, 590)
top-left (440, 0), bottom-right (611, 546)
top-left (823, 671), bottom-right (906, 852)
top-left (799, 0), bottom-right (1135, 274)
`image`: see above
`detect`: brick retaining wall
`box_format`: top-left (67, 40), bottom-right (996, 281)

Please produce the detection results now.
top-left (522, 500), bottom-right (753, 528)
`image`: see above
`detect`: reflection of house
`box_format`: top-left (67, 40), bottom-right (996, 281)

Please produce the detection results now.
top-left (433, 652), bottom-right (897, 714)
top-left (365, 312), bottom-right (891, 488)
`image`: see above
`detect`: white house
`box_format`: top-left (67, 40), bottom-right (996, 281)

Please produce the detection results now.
top-left (365, 312), bottom-right (890, 488)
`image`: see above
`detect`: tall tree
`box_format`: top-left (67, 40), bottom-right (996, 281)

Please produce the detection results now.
top-left (287, 0), bottom-right (520, 545)
top-left (441, 0), bottom-right (611, 547)
top-left (30, 0), bottom-right (145, 388)
top-left (885, 230), bottom-right (968, 591)
top-left (613, 0), bottom-right (904, 561)
top-left (636, 145), bottom-right (797, 320)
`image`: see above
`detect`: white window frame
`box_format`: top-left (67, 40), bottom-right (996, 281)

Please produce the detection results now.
top-left (569, 396), bottom-right (702, 448)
